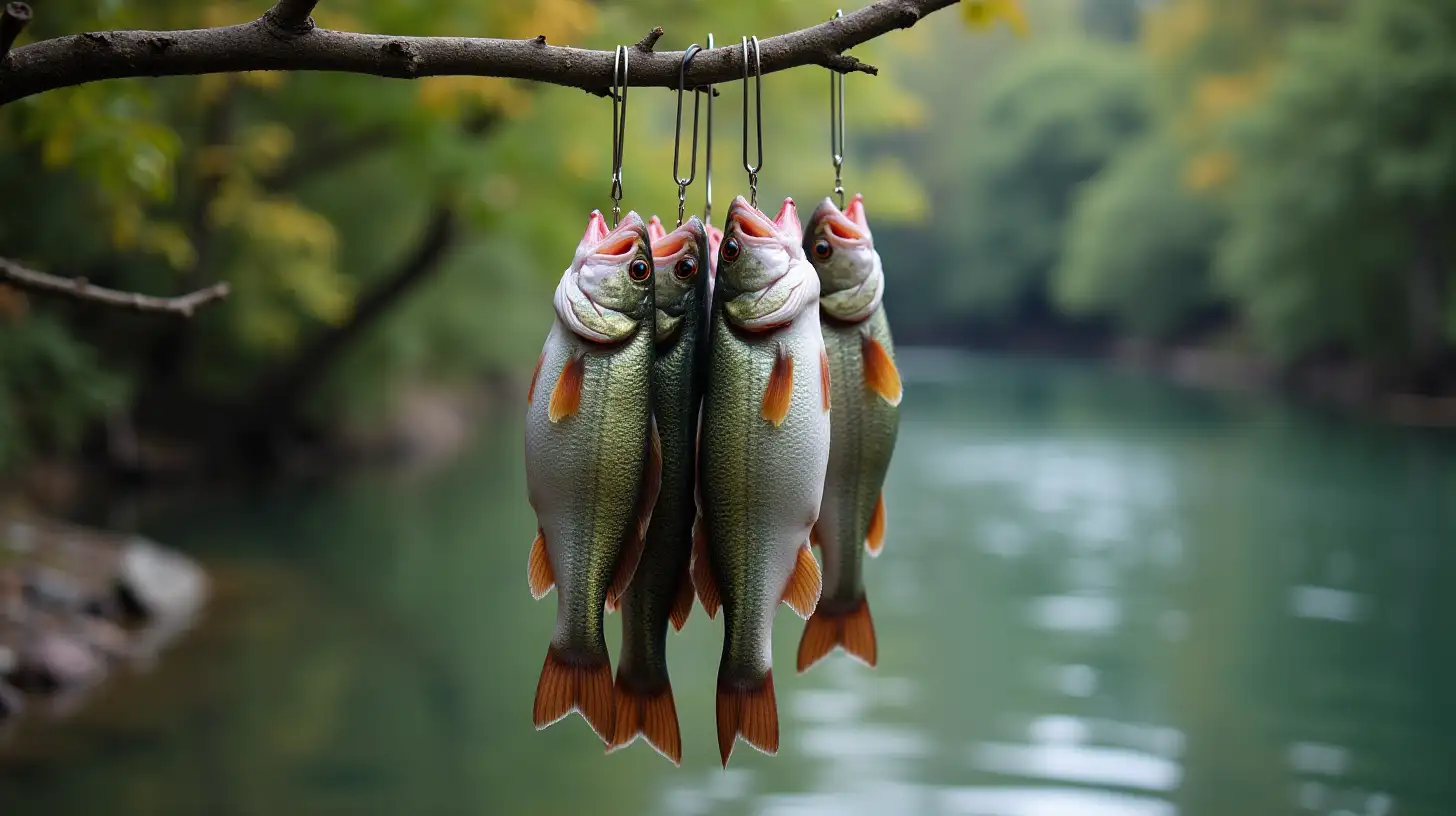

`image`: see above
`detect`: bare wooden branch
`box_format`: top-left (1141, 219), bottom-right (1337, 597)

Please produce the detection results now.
top-left (634, 27), bottom-right (664, 53)
top-left (263, 0), bottom-right (320, 37)
top-left (0, 2), bottom-right (30, 59)
top-left (0, 0), bottom-right (958, 106)
top-left (0, 258), bottom-right (230, 317)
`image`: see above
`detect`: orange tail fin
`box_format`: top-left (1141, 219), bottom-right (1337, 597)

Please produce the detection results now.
top-left (608, 680), bottom-right (683, 765)
top-left (796, 597), bottom-right (878, 673)
top-left (716, 672), bottom-right (779, 767)
top-left (533, 647), bottom-right (614, 744)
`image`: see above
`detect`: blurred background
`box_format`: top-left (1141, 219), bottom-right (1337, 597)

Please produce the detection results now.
top-left (1, 0), bottom-right (1454, 814)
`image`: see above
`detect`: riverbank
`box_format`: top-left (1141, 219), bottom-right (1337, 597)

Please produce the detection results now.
top-left (0, 514), bottom-right (207, 732)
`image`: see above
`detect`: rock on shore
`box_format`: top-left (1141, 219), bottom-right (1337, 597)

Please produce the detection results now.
top-left (0, 516), bottom-right (208, 725)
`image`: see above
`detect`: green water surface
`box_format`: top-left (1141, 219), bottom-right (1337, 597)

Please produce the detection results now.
top-left (2, 352), bottom-right (1454, 816)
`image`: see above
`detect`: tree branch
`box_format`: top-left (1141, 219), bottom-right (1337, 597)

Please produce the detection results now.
top-left (0, 258), bottom-right (230, 317)
top-left (0, 2), bottom-right (29, 59)
top-left (0, 0), bottom-right (958, 106)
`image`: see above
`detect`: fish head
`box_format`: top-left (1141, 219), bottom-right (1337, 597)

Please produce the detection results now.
top-left (716, 197), bottom-right (820, 332)
top-left (553, 210), bottom-right (654, 343)
top-left (647, 215), bottom-right (710, 343)
top-left (804, 194), bottom-right (884, 322)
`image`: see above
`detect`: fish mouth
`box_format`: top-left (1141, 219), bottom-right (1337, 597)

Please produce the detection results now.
top-left (726, 197), bottom-right (780, 247)
top-left (588, 211), bottom-right (647, 263)
top-left (814, 197), bottom-right (870, 249)
top-left (650, 224), bottom-right (697, 264)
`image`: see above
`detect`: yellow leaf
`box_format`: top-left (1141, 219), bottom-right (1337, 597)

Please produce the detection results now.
top-left (1183, 149), bottom-right (1237, 192)
top-left (962, 0), bottom-right (1030, 37)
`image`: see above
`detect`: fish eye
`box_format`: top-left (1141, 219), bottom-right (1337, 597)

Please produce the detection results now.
top-left (674, 256), bottom-right (697, 280)
top-left (629, 258), bottom-right (651, 281)
top-left (813, 239), bottom-right (833, 260)
top-left (722, 238), bottom-right (740, 262)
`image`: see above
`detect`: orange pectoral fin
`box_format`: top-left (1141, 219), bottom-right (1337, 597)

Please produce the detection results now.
top-left (866, 493), bottom-right (886, 557)
top-left (819, 344), bottom-right (832, 413)
top-left (608, 680), bottom-right (683, 766)
top-left (608, 417), bottom-right (662, 611)
top-left (860, 332), bottom-right (902, 407)
top-left (781, 542), bottom-right (822, 619)
top-left (548, 352), bottom-right (586, 422)
top-left (716, 672), bottom-right (779, 767)
top-left (527, 352), bottom-right (545, 404)
top-left (528, 528), bottom-right (554, 599)
top-left (669, 564), bottom-right (694, 632)
top-left (690, 515), bottom-right (720, 619)
top-left (761, 343), bottom-right (794, 426)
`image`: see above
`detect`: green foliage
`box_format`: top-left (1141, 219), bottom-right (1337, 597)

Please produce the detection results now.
top-left (1217, 0), bottom-right (1456, 365)
top-left (924, 42), bottom-right (1151, 324)
top-left (1056, 135), bottom-right (1224, 339)
top-left (0, 314), bottom-right (129, 468)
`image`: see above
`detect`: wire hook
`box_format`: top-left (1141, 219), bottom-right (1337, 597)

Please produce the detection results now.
top-left (703, 32), bottom-right (715, 228)
top-left (829, 10), bottom-right (846, 209)
top-left (741, 35), bottom-right (763, 210)
top-left (673, 44), bottom-right (703, 227)
top-left (610, 45), bottom-right (629, 227)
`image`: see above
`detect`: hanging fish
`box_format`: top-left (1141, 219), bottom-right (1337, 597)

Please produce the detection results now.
top-left (524, 210), bottom-right (662, 744)
top-left (692, 196), bottom-right (829, 767)
top-left (796, 194), bottom-right (902, 674)
top-left (705, 223), bottom-right (724, 306)
top-left (608, 215), bottom-right (710, 765)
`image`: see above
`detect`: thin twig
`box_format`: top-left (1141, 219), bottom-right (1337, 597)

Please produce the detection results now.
top-left (0, 2), bottom-right (31, 59)
top-left (0, 258), bottom-right (230, 317)
top-left (0, 0), bottom-right (956, 105)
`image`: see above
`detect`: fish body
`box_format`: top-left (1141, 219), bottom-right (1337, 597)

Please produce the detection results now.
top-left (524, 210), bottom-right (660, 743)
top-left (797, 195), bottom-right (903, 673)
top-left (692, 197), bottom-right (829, 766)
top-left (609, 216), bottom-right (711, 765)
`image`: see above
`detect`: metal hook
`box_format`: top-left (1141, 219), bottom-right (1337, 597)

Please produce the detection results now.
top-left (741, 35), bottom-right (763, 210)
top-left (829, 9), bottom-right (846, 209)
top-left (610, 45), bottom-right (629, 227)
top-left (673, 44), bottom-right (703, 228)
top-left (703, 33), bottom-right (716, 227)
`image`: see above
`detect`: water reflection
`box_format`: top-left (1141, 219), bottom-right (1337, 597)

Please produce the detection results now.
top-left (1, 352), bottom-right (1454, 816)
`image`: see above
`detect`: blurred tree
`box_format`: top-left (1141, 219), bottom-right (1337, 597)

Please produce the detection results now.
top-left (1216, 0), bottom-right (1456, 381)
top-left (917, 42), bottom-right (1150, 328)
top-left (1055, 135), bottom-right (1225, 340)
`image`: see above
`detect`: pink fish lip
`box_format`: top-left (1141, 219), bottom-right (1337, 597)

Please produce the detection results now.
top-left (650, 219), bottom-right (704, 265)
top-left (810, 197), bottom-right (870, 249)
top-left (587, 211), bottom-right (647, 263)
top-left (726, 197), bottom-right (781, 247)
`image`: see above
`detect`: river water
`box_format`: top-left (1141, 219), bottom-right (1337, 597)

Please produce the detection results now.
top-left (1, 351), bottom-right (1453, 815)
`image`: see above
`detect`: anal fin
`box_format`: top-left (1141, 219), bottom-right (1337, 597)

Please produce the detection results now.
top-left (761, 343), bottom-right (794, 426)
top-left (528, 528), bottom-right (554, 599)
top-left (608, 680), bottom-right (682, 766)
top-left (716, 672), bottom-right (779, 767)
top-left (861, 332), bottom-right (902, 407)
top-left (669, 563), bottom-right (694, 632)
top-left (549, 352), bottom-right (586, 422)
top-left (690, 515), bottom-right (720, 619)
top-left (866, 493), bottom-right (886, 557)
top-left (533, 647), bottom-right (614, 744)
top-left (781, 541), bottom-right (822, 619)
top-left (796, 597), bottom-right (878, 673)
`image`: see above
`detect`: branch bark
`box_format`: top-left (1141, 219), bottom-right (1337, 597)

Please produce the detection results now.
top-left (0, 0), bottom-right (958, 106)
top-left (0, 258), bottom-right (229, 317)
